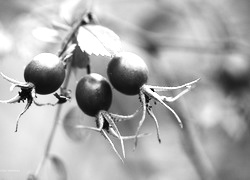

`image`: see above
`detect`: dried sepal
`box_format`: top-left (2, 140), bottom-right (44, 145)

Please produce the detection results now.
top-left (0, 73), bottom-right (37, 131)
top-left (101, 111), bottom-right (125, 158)
top-left (109, 107), bottom-right (142, 123)
top-left (0, 72), bottom-right (67, 131)
top-left (15, 90), bottom-right (34, 132)
top-left (1, 72), bottom-right (31, 90)
top-left (75, 109), bottom-right (151, 162)
top-left (132, 78), bottom-right (200, 149)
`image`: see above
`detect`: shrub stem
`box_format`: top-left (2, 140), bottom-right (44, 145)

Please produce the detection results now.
top-left (34, 56), bottom-right (73, 178)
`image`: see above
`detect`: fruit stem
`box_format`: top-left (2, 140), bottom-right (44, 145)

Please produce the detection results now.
top-left (86, 64), bottom-right (91, 74)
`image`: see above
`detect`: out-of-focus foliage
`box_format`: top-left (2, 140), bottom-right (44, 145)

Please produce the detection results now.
top-left (0, 0), bottom-right (250, 180)
top-left (63, 106), bottom-right (91, 142)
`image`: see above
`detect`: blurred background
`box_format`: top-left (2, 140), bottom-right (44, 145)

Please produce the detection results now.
top-left (0, 0), bottom-right (250, 179)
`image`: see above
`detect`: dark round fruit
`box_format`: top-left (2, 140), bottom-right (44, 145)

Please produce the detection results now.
top-left (107, 52), bottom-right (149, 95)
top-left (75, 73), bottom-right (112, 116)
top-left (24, 53), bottom-right (65, 95)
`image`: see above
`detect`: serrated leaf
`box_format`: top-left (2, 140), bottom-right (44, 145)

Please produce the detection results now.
top-left (77, 25), bottom-right (122, 57)
top-left (63, 106), bottom-right (90, 142)
top-left (49, 156), bottom-right (67, 180)
top-left (72, 45), bottom-right (90, 68)
top-left (32, 27), bottom-right (61, 43)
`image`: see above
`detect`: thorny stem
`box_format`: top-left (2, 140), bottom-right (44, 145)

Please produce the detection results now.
top-left (34, 11), bottom-right (91, 178)
top-left (58, 12), bottom-right (89, 57)
top-left (34, 51), bottom-right (73, 178)
top-left (34, 105), bottom-right (62, 177)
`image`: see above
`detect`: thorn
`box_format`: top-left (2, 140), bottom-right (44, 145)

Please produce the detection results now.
top-left (133, 139), bottom-right (138, 152)
top-left (15, 125), bottom-right (18, 132)
top-left (180, 123), bottom-right (184, 129)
